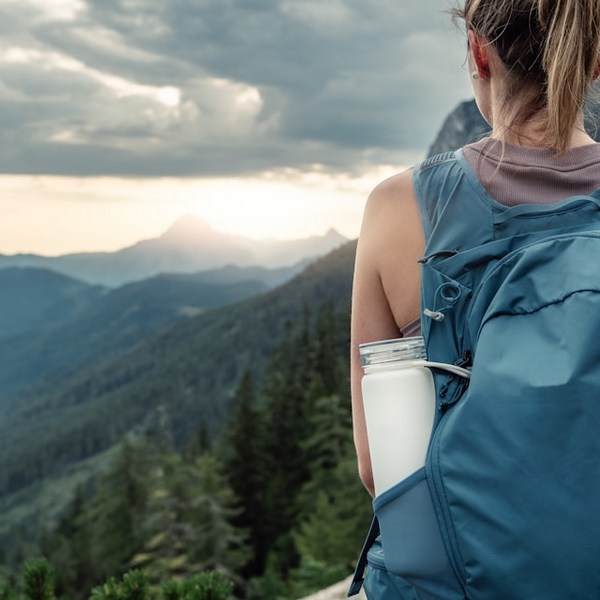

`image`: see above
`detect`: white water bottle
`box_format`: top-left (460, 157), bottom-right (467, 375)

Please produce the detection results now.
top-left (360, 336), bottom-right (436, 496)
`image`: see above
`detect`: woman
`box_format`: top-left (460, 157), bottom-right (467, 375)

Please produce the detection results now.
top-left (351, 0), bottom-right (600, 498)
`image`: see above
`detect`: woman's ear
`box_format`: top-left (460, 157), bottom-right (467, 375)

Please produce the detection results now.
top-left (593, 57), bottom-right (600, 80)
top-left (467, 29), bottom-right (490, 79)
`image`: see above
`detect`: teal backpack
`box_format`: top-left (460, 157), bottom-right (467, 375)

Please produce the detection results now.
top-left (349, 150), bottom-right (600, 600)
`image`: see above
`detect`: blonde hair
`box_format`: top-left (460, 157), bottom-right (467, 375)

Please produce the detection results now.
top-left (452, 0), bottom-right (600, 152)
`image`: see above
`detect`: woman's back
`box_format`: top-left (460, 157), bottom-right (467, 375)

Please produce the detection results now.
top-left (351, 0), bottom-right (600, 498)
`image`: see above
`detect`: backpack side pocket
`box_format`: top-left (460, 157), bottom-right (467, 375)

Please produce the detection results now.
top-left (373, 468), bottom-right (464, 600)
top-left (363, 538), bottom-right (419, 600)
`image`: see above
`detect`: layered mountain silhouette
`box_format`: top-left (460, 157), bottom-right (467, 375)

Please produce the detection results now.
top-left (0, 215), bottom-right (348, 287)
top-left (0, 267), bottom-right (276, 397)
top-left (0, 268), bottom-right (104, 339)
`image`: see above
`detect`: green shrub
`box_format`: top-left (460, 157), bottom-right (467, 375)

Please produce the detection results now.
top-left (181, 572), bottom-right (233, 600)
top-left (22, 558), bottom-right (55, 600)
top-left (160, 580), bottom-right (182, 600)
top-left (89, 577), bottom-right (124, 600)
top-left (90, 570), bottom-right (233, 600)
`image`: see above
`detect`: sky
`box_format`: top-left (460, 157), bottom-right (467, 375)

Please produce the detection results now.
top-left (0, 0), bottom-right (474, 255)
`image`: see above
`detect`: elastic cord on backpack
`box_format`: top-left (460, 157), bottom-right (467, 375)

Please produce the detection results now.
top-left (422, 361), bottom-right (471, 379)
top-left (423, 308), bottom-right (446, 321)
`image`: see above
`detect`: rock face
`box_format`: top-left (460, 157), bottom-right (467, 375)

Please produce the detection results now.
top-left (427, 99), bottom-right (490, 157)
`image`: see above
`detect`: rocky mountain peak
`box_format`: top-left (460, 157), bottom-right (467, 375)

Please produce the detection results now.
top-left (160, 214), bottom-right (222, 244)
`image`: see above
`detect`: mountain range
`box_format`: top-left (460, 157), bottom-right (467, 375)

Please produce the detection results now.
top-left (0, 215), bottom-right (348, 287)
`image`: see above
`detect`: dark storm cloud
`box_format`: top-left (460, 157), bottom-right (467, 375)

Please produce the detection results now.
top-left (0, 0), bottom-right (473, 177)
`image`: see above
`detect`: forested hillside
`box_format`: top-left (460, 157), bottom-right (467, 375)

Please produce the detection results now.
top-left (0, 242), bottom-right (359, 564)
top-left (0, 241), bottom-right (370, 599)
top-left (0, 270), bottom-right (269, 397)
top-left (0, 268), bottom-right (104, 339)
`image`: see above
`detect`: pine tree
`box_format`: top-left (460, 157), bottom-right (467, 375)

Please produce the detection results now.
top-left (39, 484), bottom-right (95, 598)
top-left (289, 348), bottom-right (371, 592)
top-left (298, 393), bottom-right (354, 503)
top-left (0, 561), bottom-right (14, 600)
top-left (291, 456), bottom-right (372, 578)
top-left (219, 372), bottom-right (269, 577)
top-left (130, 450), bottom-right (198, 581)
top-left (312, 302), bottom-right (347, 395)
top-left (185, 420), bottom-right (212, 460)
top-left (86, 439), bottom-right (150, 578)
top-left (242, 305), bottom-right (354, 583)
top-left (292, 481), bottom-right (365, 567)
top-left (0, 580), bottom-right (14, 600)
top-left (187, 455), bottom-right (250, 585)
top-left (259, 320), bottom-right (314, 575)
top-left (132, 451), bottom-right (248, 586)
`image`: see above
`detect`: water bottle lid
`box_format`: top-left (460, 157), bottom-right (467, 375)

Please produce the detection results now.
top-left (359, 336), bottom-right (426, 368)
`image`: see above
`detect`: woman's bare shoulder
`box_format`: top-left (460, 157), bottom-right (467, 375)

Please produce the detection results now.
top-left (360, 167), bottom-right (421, 246)
top-left (366, 167), bottom-right (415, 209)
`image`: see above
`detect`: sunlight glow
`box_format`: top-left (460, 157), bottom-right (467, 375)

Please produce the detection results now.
top-left (0, 166), bottom-right (402, 256)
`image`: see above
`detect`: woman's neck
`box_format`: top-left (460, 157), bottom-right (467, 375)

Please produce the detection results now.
top-left (488, 92), bottom-right (594, 151)
top-left (490, 123), bottom-right (595, 150)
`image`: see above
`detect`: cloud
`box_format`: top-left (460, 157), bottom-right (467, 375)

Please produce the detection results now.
top-left (0, 0), bottom-right (473, 177)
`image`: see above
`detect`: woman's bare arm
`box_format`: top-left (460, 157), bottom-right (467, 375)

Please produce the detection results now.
top-left (350, 168), bottom-right (425, 496)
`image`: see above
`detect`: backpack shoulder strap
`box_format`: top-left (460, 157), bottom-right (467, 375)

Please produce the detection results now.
top-left (415, 150), bottom-right (600, 250)
top-left (412, 151), bottom-right (495, 403)
top-left (413, 149), bottom-right (495, 256)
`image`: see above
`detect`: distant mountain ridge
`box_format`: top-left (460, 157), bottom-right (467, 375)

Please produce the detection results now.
top-left (0, 268), bottom-right (103, 339)
top-left (0, 215), bottom-right (349, 287)
top-left (0, 262), bottom-right (314, 398)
